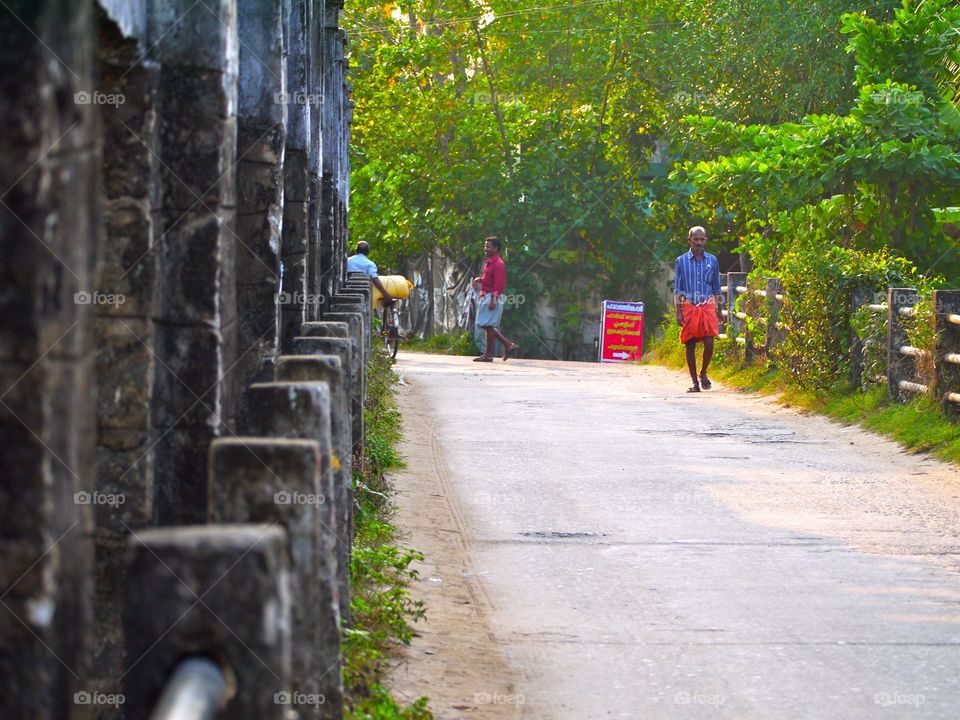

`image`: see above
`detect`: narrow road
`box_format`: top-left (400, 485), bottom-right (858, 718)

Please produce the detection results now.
top-left (387, 353), bottom-right (960, 720)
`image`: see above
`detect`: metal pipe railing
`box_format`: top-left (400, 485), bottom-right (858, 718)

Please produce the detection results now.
top-left (149, 657), bottom-right (229, 720)
top-left (898, 379), bottom-right (929, 395)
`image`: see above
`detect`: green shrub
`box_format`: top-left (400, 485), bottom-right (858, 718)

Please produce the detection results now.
top-left (403, 330), bottom-right (478, 356)
top-left (345, 345), bottom-right (432, 720)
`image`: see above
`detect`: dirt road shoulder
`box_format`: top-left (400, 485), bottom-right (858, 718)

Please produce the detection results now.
top-left (387, 374), bottom-right (529, 718)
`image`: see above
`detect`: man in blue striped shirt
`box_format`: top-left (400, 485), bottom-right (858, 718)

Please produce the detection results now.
top-left (674, 226), bottom-right (723, 392)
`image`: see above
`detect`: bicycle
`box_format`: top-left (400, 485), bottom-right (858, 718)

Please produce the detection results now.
top-left (378, 298), bottom-right (406, 359)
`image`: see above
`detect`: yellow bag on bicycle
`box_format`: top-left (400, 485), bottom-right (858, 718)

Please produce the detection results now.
top-left (372, 275), bottom-right (413, 308)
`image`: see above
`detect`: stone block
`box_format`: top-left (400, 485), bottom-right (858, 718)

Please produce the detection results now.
top-left (275, 355), bottom-right (353, 623)
top-left (209, 438), bottom-right (343, 717)
top-left (284, 149), bottom-right (311, 206)
top-left (92, 446), bottom-right (153, 530)
top-left (95, 317), bottom-right (153, 436)
top-left (153, 424), bottom-right (213, 524)
top-left (237, 0), bottom-right (285, 127)
top-left (301, 321), bottom-right (349, 339)
top-left (149, 0), bottom-right (238, 72)
top-left (157, 70), bottom-right (236, 210)
top-left (291, 336), bottom-right (361, 456)
top-left (154, 211), bottom-right (228, 325)
top-left (124, 525), bottom-right (291, 719)
top-left (152, 322), bottom-right (224, 431)
top-left (322, 311), bottom-right (365, 393)
top-left (98, 197), bottom-right (156, 317)
top-left (237, 148), bottom-right (286, 215)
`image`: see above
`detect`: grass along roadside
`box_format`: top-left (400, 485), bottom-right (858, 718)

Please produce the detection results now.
top-left (343, 346), bottom-right (432, 719)
top-left (401, 329), bottom-right (477, 356)
top-left (643, 331), bottom-right (960, 466)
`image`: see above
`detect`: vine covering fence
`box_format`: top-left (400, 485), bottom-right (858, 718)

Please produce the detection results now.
top-left (716, 272), bottom-right (960, 419)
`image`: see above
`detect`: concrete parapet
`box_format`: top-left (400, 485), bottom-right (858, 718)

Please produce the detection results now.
top-left (275, 355), bottom-right (353, 624)
top-left (123, 525), bottom-right (291, 719)
top-left (291, 337), bottom-right (362, 457)
top-left (209, 438), bottom-right (344, 717)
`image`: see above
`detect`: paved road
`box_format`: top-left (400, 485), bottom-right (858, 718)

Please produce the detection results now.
top-left (388, 353), bottom-right (960, 720)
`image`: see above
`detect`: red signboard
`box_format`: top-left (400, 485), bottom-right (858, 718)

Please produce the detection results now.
top-left (599, 300), bottom-right (644, 362)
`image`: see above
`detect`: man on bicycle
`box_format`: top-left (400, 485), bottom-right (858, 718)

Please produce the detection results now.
top-left (347, 241), bottom-right (392, 308)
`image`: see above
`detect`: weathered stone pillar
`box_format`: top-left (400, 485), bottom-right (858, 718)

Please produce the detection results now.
top-left (326, 302), bottom-right (367, 365)
top-left (341, 62), bottom-right (354, 270)
top-left (235, 0), bottom-right (287, 414)
top-left (280, 0), bottom-right (314, 352)
top-left (307, 0), bottom-right (325, 316)
top-left (275, 355), bottom-right (353, 624)
top-left (87, 4), bottom-right (161, 699)
top-left (325, 308), bottom-right (366, 403)
top-left (302, 321), bottom-right (350, 339)
top-left (849, 285), bottom-right (874, 390)
top-left (344, 279), bottom-right (371, 303)
top-left (764, 277), bottom-right (785, 361)
top-left (318, 0), bottom-right (344, 301)
top-left (242, 381), bottom-right (345, 715)
top-left (124, 525), bottom-right (291, 719)
top-left (887, 288), bottom-right (919, 400)
top-left (343, 280), bottom-right (372, 359)
top-left (333, 31), bottom-right (348, 281)
top-left (292, 336), bottom-right (361, 456)
top-left (934, 289), bottom-right (960, 417)
top-left (209, 438), bottom-right (342, 718)
top-left (149, 0), bottom-right (239, 525)
top-left (726, 272), bottom-right (747, 360)
top-left (0, 2), bottom-right (98, 717)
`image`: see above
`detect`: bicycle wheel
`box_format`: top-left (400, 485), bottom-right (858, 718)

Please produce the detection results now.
top-left (388, 306), bottom-right (401, 359)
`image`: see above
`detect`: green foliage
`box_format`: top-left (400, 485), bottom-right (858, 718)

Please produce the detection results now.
top-left (345, 346), bottom-right (432, 720)
top-left (403, 330), bottom-right (478, 356)
top-left (344, 0), bottom-right (885, 358)
top-left (655, 1), bottom-right (960, 394)
top-left (675, 1), bottom-right (960, 278)
top-left (774, 230), bottom-right (923, 389)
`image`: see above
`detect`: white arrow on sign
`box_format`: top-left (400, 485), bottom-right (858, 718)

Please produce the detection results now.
top-left (612, 351), bottom-right (630, 359)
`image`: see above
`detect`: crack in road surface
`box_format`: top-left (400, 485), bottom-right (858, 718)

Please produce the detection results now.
top-left (388, 354), bottom-right (960, 719)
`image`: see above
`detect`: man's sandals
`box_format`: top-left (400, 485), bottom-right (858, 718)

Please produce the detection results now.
top-left (688, 375), bottom-right (712, 393)
top-left (503, 343), bottom-right (520, 361)
top-left (473, 356), bottom-right (493, 362)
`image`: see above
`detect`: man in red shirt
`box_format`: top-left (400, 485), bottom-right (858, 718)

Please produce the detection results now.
top-left (472, 237), bottom-right (520, 362)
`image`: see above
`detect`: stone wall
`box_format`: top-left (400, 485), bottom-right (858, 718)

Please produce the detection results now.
top-left (0, 1), bottom-right (360, 717)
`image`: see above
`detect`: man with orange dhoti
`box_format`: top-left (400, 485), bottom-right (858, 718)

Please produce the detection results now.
top-left (674, 226), bottom-right (723, 393)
